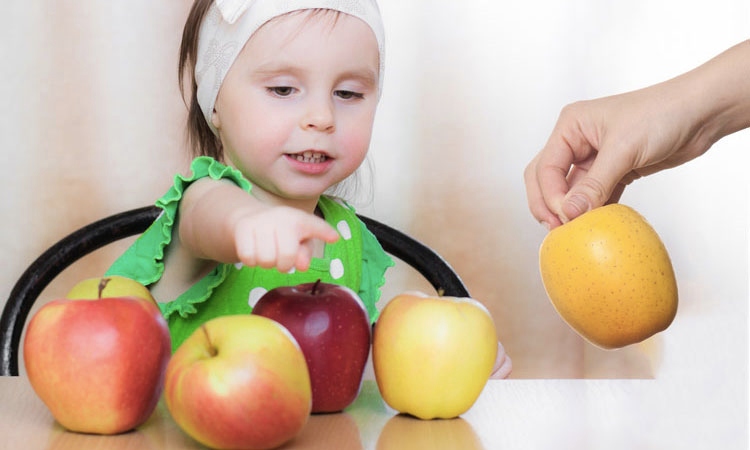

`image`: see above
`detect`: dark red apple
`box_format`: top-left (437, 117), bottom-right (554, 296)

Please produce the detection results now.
top-left (252, 280), bottom-right (371, 413)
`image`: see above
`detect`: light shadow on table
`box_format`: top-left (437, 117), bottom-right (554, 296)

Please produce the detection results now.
top-left (45, 401), bottom-right (202, 450)
top-left (280, 412), bottom-right (363, 449)
top-left (376, 414), bottom-right (484, 450)
top-left (46, 426), bottom-right (158, 450)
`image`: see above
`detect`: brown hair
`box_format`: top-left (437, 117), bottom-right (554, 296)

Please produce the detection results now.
top-left (178, 0), bottom-right (223, 160)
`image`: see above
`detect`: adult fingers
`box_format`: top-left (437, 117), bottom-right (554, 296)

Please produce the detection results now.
top-left (560, 145), bottom-right (636, 221)
top-left (524, 153), bottom-right (564, 229)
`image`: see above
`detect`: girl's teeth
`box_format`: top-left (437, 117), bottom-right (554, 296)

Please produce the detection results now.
top-left (294, 151), bottom-right (327, 163)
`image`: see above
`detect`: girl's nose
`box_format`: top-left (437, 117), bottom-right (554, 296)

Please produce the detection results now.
top-left (301, 97), bottom-right (335, 132)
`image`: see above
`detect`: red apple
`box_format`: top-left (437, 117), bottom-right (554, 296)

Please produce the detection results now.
top-left (164, 315), bottom-right (312, 450)
top-left (23, 283), bottom-right (171, 434)
top-left (252, 280), bottom-right (371, 413)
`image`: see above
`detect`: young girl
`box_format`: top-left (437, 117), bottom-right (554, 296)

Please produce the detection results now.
top-left (106, 0), bottom-right (511, 378)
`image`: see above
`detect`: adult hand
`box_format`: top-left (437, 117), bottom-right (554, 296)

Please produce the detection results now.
top-left (524, 41), bottom-right (750, 228)
top-left (524, 87), bottom-right (705, 228)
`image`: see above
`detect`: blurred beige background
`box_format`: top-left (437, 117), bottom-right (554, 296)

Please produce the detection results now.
top-left (1, 1), bottom-right (747, 383)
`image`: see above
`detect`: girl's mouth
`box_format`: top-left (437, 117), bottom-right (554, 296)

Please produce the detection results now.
top-left (288, 150), bottom-right (329, 163)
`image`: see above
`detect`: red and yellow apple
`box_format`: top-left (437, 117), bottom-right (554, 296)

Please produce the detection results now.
top-left (252, 280), bottom-right (371, 413)
top-left (65, 275), bottom-right (158, 307)
top-left (164, 315), bottom-right (312, 450)
top-left (372, 291), bottom-right (498, 420)
top-left (539, 204), bottom-right (678, 349)
top-left (23, 278), bottom-right (171, 434)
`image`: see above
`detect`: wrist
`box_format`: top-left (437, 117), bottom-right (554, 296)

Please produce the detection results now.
top-left (691, 41), bottom-right (750, 145)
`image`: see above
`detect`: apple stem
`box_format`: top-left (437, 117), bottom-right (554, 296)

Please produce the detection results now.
top-left (437, 288), bottom-right (445, 297)
top-left (201, 324), bottom-right (218, 357)
top-left (98, 278), bottom-right (111, 299)
top-left (312, 279), bottom-right (322, 295)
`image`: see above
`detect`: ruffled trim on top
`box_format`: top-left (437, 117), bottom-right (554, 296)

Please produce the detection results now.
top-left (155, 158), bottom-right (252, 320)
top-left (106, 157), bottom-right (252, 319)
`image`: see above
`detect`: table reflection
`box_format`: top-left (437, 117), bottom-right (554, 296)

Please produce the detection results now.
top-left (280, 411), bottom-right (363, 449)
top-left (377, 415), bottom-right (483, 450)
top-left (44, 401), bottom-right (201, 450)
top-left (3, 376), bottom-right (742, 449)
top-left (39, 380), bottom-right (482, 450)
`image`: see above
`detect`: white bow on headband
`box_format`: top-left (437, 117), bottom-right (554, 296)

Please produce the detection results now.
top-left (214, 0), bottom-right (253, 24)
top-left (195, 0), bottom-right (386, 135)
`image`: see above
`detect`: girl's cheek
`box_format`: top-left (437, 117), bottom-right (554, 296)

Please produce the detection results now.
top-left (338, 130), bottom-right (372, 159)
top-left (339, 112), bottom-right (376, 152)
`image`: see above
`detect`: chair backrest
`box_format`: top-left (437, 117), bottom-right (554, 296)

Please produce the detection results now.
top-left (1, 206), bottom-right (468, 376)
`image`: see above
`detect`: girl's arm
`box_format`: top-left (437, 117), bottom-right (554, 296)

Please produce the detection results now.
top-left (180, 177), bottom-right (340, 270)
top-left (150, 177), bottom-right (339, 302)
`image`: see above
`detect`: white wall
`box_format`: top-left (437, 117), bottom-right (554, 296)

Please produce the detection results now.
top-left (365, 0), bottom-right (749, 378)
top-left (1, 1), bottom-right (747, 380)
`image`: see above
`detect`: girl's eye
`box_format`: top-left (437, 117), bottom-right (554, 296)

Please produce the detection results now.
top-left (335, 90), bottom-right (364, 100)
top-left (268, 86), bottom-right (295, 97)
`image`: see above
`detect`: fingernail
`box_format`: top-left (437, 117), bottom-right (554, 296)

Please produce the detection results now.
top-left (540, 221), bottom-right (551, 231)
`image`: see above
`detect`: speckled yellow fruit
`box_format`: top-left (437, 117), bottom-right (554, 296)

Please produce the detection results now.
top-left (539, 204), bottom-right (678, 349)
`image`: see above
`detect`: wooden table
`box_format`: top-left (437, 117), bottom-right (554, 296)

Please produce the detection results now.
top-left (2, 373), bottom-right (745, 450)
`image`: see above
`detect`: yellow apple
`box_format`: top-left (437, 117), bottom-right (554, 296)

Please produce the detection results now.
top-left (164, 315), bottom-right (312, 449)
top-left (372, 292), bottom-right (498, 420)
top-left (539, 203), bottom-right (678, 349)
top-left (66, 276), bottom-right (157, 307)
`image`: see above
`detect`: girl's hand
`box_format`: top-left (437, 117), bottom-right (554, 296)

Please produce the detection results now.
top-left (490, 341), bottom-right (512, 379)
top-left (178, 178), bottom-right (339, 273)
top-left (233, 206), bottom-right (340, 273)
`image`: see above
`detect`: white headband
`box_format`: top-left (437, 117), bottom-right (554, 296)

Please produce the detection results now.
top-left (195, 0), bottom-right (385, 135)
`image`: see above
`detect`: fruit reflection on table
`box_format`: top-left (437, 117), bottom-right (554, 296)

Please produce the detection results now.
top-left (34, 380), bottom-right (487, 450)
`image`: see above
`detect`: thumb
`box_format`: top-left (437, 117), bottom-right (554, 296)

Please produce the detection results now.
top-left (561, 152), bottom-right (631, 222)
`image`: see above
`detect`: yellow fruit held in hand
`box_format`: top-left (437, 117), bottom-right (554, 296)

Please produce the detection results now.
top-left (539, 204), bottom-right (678, 349)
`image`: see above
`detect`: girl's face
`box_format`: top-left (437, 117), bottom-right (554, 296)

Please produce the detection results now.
top-left (212, 10), bottom-right (380, 211)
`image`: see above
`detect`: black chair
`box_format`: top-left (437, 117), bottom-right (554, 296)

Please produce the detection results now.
top-left (1, 206), bottom-right (469, 376)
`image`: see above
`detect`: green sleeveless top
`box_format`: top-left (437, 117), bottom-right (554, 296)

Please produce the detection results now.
top-left (106, 157), bottom-right (394, 351)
